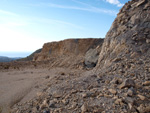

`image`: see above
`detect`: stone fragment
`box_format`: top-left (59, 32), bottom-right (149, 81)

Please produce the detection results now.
top-left (69, 102), bottom-right (77, 109)
top-left (119, 79), bottom-right (135, 89)
top-left (143, 81), bottom-right (150, 86)
top-left (50, 90), bottom-right (63, 98)
top-left (49, 100), bottom-right (56, 108)
top-left (136, 0), bottom-right (146, 7)
top-left (111, 77), bottom-right (122, 84)
top-left (104, 94), bottom-right (112, 98)
top-left (93, 108), bottom-right (104, 113)
top-left (127, 87), bottom-right (136, 97)
top-left (81, 104), bottom-right (87, 113)
top-left (42, 99), bottom-right (48, 106)
top-left (108, 89), bottom-right (117, 95)
top-left (137, 104), bottom-right (150, 113)
top-left (113, 58), bottom-right (122, 62)
top-left (128, 103), bottom-right (133, 110)
top-left (43, 110), bottom-right (50, 113)
top-left (62, 99), bottom-right (69, 105)
top-left (37, 92), bottom-right (43, 97)
top-left (40, 104), bottom-right (47, 110)
top-left (137, 94), bottom-right (146, 100)
top-left (124, 97), bottom-right (135, 105)
top-left (82, 93), bottom-right (88, 98)
top-left (114, 99), bottom-right (123, 105)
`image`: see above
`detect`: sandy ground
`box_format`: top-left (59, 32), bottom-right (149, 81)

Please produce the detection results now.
top-left (0, 67), bottom-right (68, 113)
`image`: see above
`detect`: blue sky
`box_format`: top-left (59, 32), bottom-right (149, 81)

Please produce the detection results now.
top-left (0, 0), bottom-right (130, 57)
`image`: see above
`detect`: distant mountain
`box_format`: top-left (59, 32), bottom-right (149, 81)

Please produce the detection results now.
top-left (0, 56), bottom-right (21, 62)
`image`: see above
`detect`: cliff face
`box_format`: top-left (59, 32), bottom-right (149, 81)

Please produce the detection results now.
top-left (33, 38), bottom-right (103, 61)
top-left (97, 0), bottom-right (150, 68)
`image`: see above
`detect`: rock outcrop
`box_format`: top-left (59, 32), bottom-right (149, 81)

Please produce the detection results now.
top-left (33, 38), bottom-right (103, 68)
top-left (34, 38), bottom-right (103, 61)
top-left (84, 45), bottom-right (102, 68)
top-left (97, 0), bottom-right (150, 68)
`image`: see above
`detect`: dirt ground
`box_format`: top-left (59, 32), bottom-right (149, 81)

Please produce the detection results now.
top-left (0, 67), bottom-right (77, 113)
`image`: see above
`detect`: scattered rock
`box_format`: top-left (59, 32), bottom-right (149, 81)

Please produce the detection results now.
top-left (143, 81), bottom-right (150, 86)
top-left (124, 97), bottom-right (135, 105)
top-left (137, 94), bottom-right (146, 100)
top-left (43, 110), bottom-right (50, 113)
top-left (114, 98), bottom-right (123, 105)
top-left (109, 89), bottom-right (117, 95)
top-left (137, 104), bottom-right (150, 113)
top-left (81, 104), bottom-right (87, 113)
top-left (62, 99), bottom-right (69, 105)
top-left (119, 79), bottom-right (135, 89)
top-left (127, 87), bottom-right (136, 97)
top-left (113, 58), bottom-right (122, 62)
top-left (49, 101), bottom-right (55, 108)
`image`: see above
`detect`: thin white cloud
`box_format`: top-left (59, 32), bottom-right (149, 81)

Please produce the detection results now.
top-left (0, 9), bottom-right (18, 16)
top-left (71, 0), bottom-right (118, 15)
top-left (105, 0), bottom-right (124, 7)
top-left (34, 2), bottom-right (117, 16)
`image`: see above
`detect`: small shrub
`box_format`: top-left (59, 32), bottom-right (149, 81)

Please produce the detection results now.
top-left (4, 65), bottom-right (9, 69)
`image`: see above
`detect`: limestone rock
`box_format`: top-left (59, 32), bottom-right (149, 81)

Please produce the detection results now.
top-left (108, 89), bottom-right (117, 95)
top-left (119, 79), bottom-right (135, 89)
top-left (81, 104), bottom-right (87, 113)
top-left (143, 81), bottom-right (150, 86)
top-left (137, 94), bottom-right (146, 100)
top-left (127, 87), bottom-right (136, 97)
top-left (84, 48), bottom-right (99, 68)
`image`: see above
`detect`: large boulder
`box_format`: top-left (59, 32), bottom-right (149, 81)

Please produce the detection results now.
top-left (84, 45), bottom-right (102, 68)
top-left (84, 48), bottom-right (99, 68)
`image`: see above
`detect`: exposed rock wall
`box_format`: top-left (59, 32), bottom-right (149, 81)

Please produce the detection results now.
top-left (97, 0), bottom-right (150, 68)
top-left (33, 38), bottom-right (103, 62)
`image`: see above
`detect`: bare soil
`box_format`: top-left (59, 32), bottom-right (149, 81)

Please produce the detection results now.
top-left (0, 67), bottom-right (78, 113)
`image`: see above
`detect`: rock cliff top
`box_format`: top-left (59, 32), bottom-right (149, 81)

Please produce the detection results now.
top-left (33, 38), bottom-right (103, 61)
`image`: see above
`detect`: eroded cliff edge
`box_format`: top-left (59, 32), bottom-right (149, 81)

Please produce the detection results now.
top-left (33, 38), bottom-right (103, 68)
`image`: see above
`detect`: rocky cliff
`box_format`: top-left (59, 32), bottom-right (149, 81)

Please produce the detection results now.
top-left (97, 0), bottom-right (150, 68)
top-left (33, 38), bottom-right (103, 68)
top-left (34, 38), bottom-right (103, 61)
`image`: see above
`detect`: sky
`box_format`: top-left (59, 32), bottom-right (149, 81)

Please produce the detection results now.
top-left (0, 0), bottom-right (130, 57)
